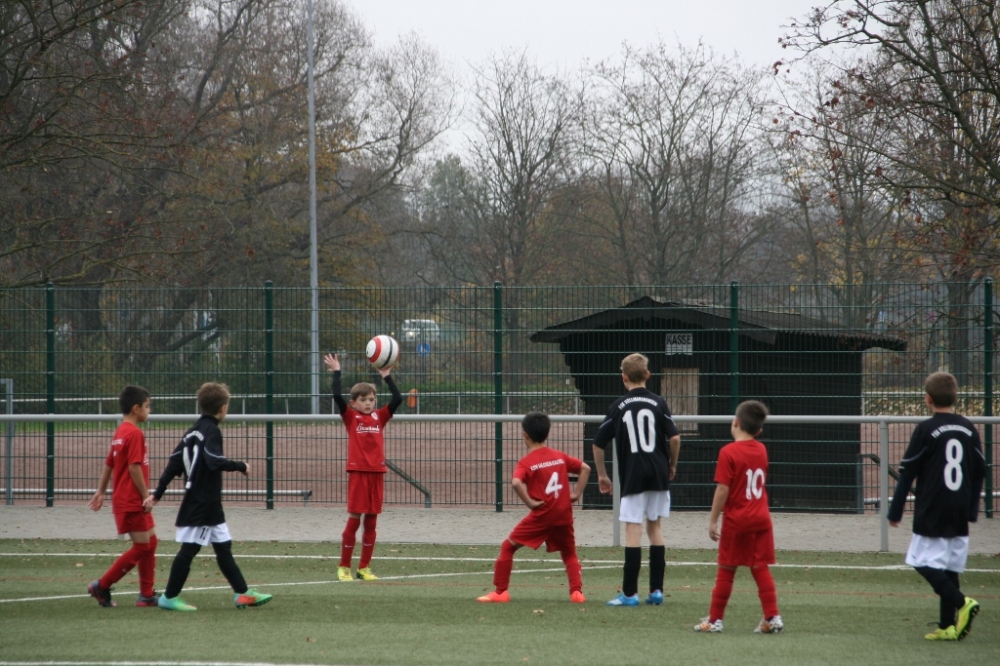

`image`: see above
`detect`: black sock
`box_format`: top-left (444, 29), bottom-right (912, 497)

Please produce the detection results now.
top-left (649, 545), bottom-right (665, 593)
top-left (212, 540), bottom-right (248, 594)
top-left (165, 542), bottom-right (201, 599)
top-left (623, 547), bottom-right (642, 597)
top-left (915, 566), bottom-right (964, 628)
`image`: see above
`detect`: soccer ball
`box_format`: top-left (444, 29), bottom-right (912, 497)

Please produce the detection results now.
top-left (365, 335), bottom-right (399, 370)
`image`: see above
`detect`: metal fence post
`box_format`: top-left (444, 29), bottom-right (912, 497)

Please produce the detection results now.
top-left (265, 281), bottom-right (275, 510)
top-left (984, 277), bottom-right (993, 518)
top-left (493, 281), bottom-right (503, 513)
top-left (46, 283), bottom-right (55, 508)
top-left (879, 420), bottom-right (889, 552)
top-left (730, 281), bottom-right (739, 412)
top-left (3, 379), bottom-right (13, 505)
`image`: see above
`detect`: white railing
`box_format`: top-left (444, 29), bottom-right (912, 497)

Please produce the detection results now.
top-left (2, 413), bottom-right (997, 552)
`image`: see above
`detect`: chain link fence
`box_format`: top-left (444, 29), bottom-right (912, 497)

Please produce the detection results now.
top-left (1, 281), bottom-right (996, 513)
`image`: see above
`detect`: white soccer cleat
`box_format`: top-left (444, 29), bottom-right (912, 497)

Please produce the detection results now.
top-left (694, 617), bottom-right (724, 633)
top-left (755, 615), bottom-right (783, 634)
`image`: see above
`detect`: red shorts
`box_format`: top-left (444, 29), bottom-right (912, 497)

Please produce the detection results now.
top-left (347, 471), bottom-right (384, 515)
top-left (718, 526), bottom-right (775, 568)
top-left (114, 510), bottom-right (154, 535)
top-left (508, 517), bottom-right (576, 553)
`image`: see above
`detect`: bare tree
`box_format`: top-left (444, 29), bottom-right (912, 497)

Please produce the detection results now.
top-left (578, 42), bottom-right (775, 289)
top-left (785, 0), bottom-right (1000, 377)
top-left (419, 51), bottom-right (576, 288)
top-left (785, 0), bottom-right (1000, 265)
top-left (770, 61), bottom-right (917, 324)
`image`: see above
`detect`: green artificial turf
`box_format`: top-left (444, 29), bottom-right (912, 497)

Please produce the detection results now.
top-left (1, 540), bottom-right (997, 665)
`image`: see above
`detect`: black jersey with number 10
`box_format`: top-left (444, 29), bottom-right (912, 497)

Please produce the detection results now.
top-left (593, 387), bottom-right (679, 496)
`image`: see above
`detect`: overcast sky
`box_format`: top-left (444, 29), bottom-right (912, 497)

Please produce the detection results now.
top-left (348, 0), bottom-right (818, 70)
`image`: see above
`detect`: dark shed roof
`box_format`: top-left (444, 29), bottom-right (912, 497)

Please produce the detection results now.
top-left (530, 296), bottom-right (907, 352)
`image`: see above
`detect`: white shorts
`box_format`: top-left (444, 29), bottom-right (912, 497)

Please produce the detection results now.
top-left (176, 523), bottom-right (233, 546)
top-left (619, 490), bottom-right (671, 524)
top-left (905, 534), bottom-right (969, 573)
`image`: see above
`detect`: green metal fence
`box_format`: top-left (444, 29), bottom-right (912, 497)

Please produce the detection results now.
top-left (1, 281), bottom-right (996, 513)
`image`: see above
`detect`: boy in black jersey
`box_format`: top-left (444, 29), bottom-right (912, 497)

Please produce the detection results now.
top-left (146, 382), bottom-right (272, 611)
top-left (888, 372), bottom-right (986, 641)
top-left (593, 353), bottom-right (681, 606)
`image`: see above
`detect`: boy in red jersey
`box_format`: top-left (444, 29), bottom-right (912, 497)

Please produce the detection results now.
top-left (477, 412), bottom-right (591, 603)
top-left (694, 400), bottom-right (782, 634)
top-left (324, 352), bottom-right (403, 581)
top-left (87, 385), bottom-right (159, 607)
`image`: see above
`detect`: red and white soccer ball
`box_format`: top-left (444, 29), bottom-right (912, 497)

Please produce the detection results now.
top-left (365, 334), bottom-right (399, 370)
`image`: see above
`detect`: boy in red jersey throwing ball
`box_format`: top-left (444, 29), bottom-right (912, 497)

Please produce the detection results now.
top-left (695, 400), bottom-right (782, 634)
top-left (88, 385), bottom-right (159, 607)
top-left (324, 352), bottom-right (403, 581)
top-left (478, 412), bottom-right (591, 603)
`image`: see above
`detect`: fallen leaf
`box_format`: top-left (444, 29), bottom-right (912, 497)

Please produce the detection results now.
top-left (306, 637), bottom-right (316, 643)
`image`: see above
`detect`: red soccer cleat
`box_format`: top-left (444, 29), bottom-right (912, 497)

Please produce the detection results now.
top-left (477, 590), bottom-right (510, 603)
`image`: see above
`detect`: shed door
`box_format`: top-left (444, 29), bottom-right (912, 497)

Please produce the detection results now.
top-left (661, 369), bottom-right (698, 435)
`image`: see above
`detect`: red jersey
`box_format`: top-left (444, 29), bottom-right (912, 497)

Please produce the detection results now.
top-left (340, 405), bottom-right (394, 473)
top-left (715, 439), bottom-right (772, 533)
top-left (105, 421), bottom-right (149, 513)
top-left (513, 447), bottom-right (583, 527)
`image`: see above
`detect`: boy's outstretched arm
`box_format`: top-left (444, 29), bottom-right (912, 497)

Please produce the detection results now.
top-left (149, 449), bottom-right (185, 505)
top-left (326, 353), bottom-right (348, 414)
top-left (382, 370), bottom-right (403, 414)
top-left (570, 462), bottom-right (591, 503)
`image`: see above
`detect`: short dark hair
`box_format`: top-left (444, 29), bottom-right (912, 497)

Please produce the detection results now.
top-left (735, 400), bottom-right (768, 435)
top-left (350, 382), bottom-right (377, 401)
top-left (924, 372), bottom-right (958, 408)
top-left (522, 412), bottom-right (551, 443)
top-left (197, 382), bottom-right (230, 416)
top-left (119, 385), bottom-right (150, 415)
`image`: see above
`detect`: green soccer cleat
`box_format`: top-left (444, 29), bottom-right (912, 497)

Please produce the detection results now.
top-left (956, 597), bottom-right (979, 640)
top-left (924, 625), bottom-right (957, 641)
top-left (234, 588), bottom-right (272, 609)
top-left (356, 567), bottom-right (379, 581)
top-left (337, 566), bottom-right (354, 582)
top-left (157, 595), bottom-right (197, 612)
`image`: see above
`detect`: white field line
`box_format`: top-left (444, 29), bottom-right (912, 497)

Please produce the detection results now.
top-left (1, 553), bottom-right (996, 605)
top-left (0, 663), bottom-right (331, 666)
top-left (1, 552), bottom-right (998, 573)
top-left (0, 565), bottom-right (623, 604)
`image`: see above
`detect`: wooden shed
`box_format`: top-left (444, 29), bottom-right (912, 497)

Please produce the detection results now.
top-left (530, 296), bottom-right (907, 512)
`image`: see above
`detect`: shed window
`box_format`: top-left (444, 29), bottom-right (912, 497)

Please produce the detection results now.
top-left (661, 369), bottom-right (698, 435)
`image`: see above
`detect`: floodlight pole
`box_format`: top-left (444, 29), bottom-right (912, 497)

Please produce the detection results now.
top-left (307, 0), bottom-right (320, 414)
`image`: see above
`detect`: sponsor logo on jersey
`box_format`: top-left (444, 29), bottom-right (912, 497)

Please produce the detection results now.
top-left (356, 424), bottom-right (381, 434)
top-left (618, 396), bottom-right (659, 408)
top-left (931, 424), bottom-right (973, 438)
